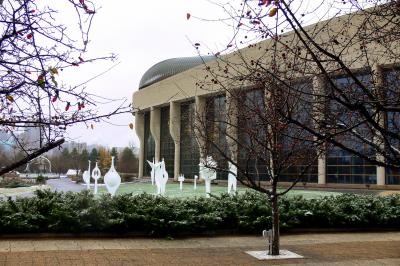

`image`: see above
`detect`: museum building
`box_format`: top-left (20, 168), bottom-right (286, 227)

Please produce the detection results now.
top-left (132, 7), bottom-right (400, 186)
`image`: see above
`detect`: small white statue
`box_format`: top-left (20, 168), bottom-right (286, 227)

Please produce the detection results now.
top-left (147, 159), bottom-right (168, 195)
top-left (91, 162), bottom-right (101, 195)
top-left (82, 160), bottom-right (91, 190)
top-left (104, 156), bottom-right (121, 196)
top-left (193, 175), bottom-right (198, 190)
top-left (199, 156), bottom-right (217, 198)
top-left (178, 174), bottom-right (185, 191)
top-left (150, 157), bottom-right (155, 185)
top-left (228, 162), bottom-right (237, 194)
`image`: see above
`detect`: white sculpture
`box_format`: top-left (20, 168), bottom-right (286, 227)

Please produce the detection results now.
top-left (91, 162), bottom-right (101, 195)
top-left (178, 174), bottom-right (185, 191)
top-left (199, 156), bottom-right (217, 198)
top-left (104, 156), bottom-right (121, 196)
top-left (228, 162), bottom-right (237, 194)
top-left (82, 160), bottom-right (91, 190)
top-left (150, 158), bottom-right (155, 185)
top-left (193, 175), bottom-right (198, 190)
top-left (147, 159), bottom-right (168, 195)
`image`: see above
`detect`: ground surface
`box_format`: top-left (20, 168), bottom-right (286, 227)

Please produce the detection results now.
top-left (96, 181), bottom-right (342, 199)
top-left (0, 184), bottom-right (50, 198)
top-left (0, 232), bottom-right (398, 265)
top-left (4, 178), bottom-right (397, 199)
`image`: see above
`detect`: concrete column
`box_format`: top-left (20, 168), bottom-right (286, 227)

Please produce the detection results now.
top-left (169, 102), bottom-right (181, 180)
top-left (134, 112), bottom-right (145, 178)
top-left (150, 107), bottom-right (161, 162)
top-left (195, 96), bottom-right (207, 160)
top-left (226, 92), bottom-right (238, 163)
top-left (312, 75), bottom-right (327, 185)
top-left (373, 65), bottom-right (386, 186)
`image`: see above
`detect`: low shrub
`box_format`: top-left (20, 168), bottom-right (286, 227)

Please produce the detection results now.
top-left (35, 175), bottom-right (46, 184)
top-left (120, 173), bottom-right (136, 182)
top-left (0, 190), bottom-right (398, 235)
top-left (0, 178), bottom-right (31, 188)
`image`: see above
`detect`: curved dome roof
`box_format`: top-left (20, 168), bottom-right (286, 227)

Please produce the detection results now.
top-left (139, 55), bottom-right (216, 90)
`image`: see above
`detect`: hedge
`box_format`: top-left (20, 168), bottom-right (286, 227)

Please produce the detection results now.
top-left (0, 190), bottom-right (398, 235)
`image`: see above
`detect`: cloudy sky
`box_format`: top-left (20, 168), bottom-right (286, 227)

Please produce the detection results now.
top-left (55, 0), bottom-right (232, 148)
top-left (54, 0), bottom-right (366, 149)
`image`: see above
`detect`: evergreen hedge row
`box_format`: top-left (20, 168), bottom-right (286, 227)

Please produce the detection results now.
top-left (0, 190), bottom-right (398, 235)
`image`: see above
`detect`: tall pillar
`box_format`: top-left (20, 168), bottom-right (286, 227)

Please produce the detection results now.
top-left (169, 102), bottom-right (181, 180)
top-left (373, 65), bottom-right (386, 186)
top-left (226, 92), bottom-right (239, 163)
top-left (150, 107), bottom-right (161, 162)
top-left (195, 96), bottom-right (207, 160)
top-left (312, 75), bottom-right (327, 185)
top-left (134, 112), bottom-right (145, 178)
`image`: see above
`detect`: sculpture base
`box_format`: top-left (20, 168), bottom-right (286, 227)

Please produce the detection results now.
top-left (245, 250), bottom-right (304, 260)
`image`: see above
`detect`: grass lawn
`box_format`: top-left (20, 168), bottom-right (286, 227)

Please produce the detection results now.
top-left (98, 182), bottom-right (341, 199)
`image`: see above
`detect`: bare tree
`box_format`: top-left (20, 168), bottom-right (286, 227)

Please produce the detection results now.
top-left (192, 0), bottom-right (400, 255)
top-left (0, 0), bottom-right (131, 175)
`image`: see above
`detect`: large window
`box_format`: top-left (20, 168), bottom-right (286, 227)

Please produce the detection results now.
top-left (143, 111), bottom-right (155, 177)
top-left (280, 82), bottom-right (318, 183)
top-left (206, 95), bottom-right (228, 179)
top-left (180, 101), bottom-right (199, 177)
top-left (160, 106), bottom-right (174, 176)
top-left (326, 73), bottom-right (377, 184)
top-left (238, 89), bottom-right (269, 181)
top-left (384, 68), bottom-right (400, 184)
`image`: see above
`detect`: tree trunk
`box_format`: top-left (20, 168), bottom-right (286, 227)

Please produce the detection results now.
top-left (271, 195), bottom-right (280, 255)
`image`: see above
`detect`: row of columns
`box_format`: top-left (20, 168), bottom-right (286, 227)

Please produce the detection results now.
top-left (136, 102), bottom-right (183, 180)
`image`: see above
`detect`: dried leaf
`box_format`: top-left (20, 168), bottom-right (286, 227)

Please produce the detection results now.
top-left (186, 13), bottom-right (191, 20)
top-left (6, 95), bottom-right (14, 102)
top-left (269, 7), bottom-right (278, 17)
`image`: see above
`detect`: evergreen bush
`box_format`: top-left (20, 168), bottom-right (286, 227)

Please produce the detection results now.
top-left (0, 190), bottom-right (398, 235)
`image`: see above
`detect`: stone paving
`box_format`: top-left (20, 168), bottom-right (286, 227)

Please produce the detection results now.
top-left (0, 232), bottom-right (398, 265)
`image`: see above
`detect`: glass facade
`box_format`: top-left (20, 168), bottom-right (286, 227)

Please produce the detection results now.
top-left (326, 73), bottom-right (377, 184)
top-left (238, 89), bottom-right (269, 181)
top-left (143, 111), bottom-right (155, 176)
top-left (206, 95), bottom-right (228, 179)
top-left (160, 106), bottom-right (174, 176)
top-left (280, 82), bottom-right (318, 183)
top-left (384, 68), bottom-right (400, 184)
top-left (180, 101), bottom-right (200, 177)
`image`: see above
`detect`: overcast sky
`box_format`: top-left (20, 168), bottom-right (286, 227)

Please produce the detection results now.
top-left (54, 0), bottom-right (232, 148)
top-left (54, 0), bottom-right (367, 149)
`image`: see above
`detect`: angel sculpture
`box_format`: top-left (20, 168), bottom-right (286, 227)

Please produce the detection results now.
top-left (147, 159), bottom-right (168, 195)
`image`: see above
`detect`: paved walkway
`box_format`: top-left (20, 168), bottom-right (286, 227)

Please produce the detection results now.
top-left (0, 232), bottom-right (398, 265)
top-left (47, 178), bottom-right (85, 193)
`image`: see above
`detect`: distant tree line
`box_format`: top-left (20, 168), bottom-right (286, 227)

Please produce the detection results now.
top-left (49, 147), bottom-right (138, 175)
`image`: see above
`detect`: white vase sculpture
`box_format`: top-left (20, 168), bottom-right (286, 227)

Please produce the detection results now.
top-left (91, 162), bottom-right (101, 195)
top-left (82, 160), bottom-right (91, 190)
top-left (147, 159), bottom-right (168, 195)
top-left (178, 174), bottom-right (185, 191)
top-left (104, 156), bottom-right (121, 196)
top-left (227, 162), bottom-right (237, 194)
top-left (193, 175), bottom-right (198, 190)
top-left (199, 156), bottom-right (217, 198)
